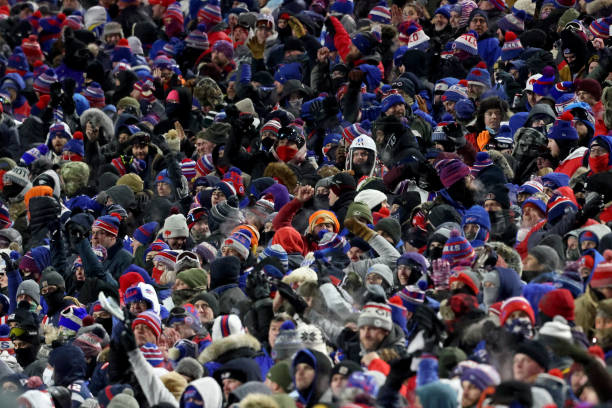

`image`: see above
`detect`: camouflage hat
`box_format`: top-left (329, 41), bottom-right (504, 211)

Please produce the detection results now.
top-left (194, 77), bottom-right (223, 109)
top-left (61, 162), bottom-right (90, 197)
top-left (117, 97), bottom-right (142, 117)
top-left (116, 173), bottom-right (144, 193)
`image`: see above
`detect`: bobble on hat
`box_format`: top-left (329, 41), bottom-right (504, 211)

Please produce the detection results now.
top-left (501, 31), bottom-right (523, 61)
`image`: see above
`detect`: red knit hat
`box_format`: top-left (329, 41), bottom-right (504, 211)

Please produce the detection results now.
top-left (579, 254), bottom-right (594, 271)
top-left (590, 249), bottom-right (612, 288)
top-left (449, 267), bottom-right (480, 294)
top-left (538, 288), bottom-right (575, 322)
top-left (500, 296), bottom-right (534, 326)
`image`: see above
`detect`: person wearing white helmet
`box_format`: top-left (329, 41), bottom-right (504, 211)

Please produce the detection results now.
top-left (345, 134), bottom-right (381, 180)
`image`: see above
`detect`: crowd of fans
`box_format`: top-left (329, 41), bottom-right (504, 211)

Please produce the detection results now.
top-left (0, 0), bottom-right (609, 406)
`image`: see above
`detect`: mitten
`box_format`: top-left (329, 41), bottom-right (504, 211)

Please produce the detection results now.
top-left (344, 217), bottom-right (376, 241)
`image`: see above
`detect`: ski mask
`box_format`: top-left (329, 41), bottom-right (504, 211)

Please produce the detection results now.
top-left (15, 345), bottom-right (38, 368)
top-left (505, 317), bottom-right (534, 339)
top-left (261, 137), bottom-right (275, 152)
top-left (44, 291), bottom-right (65, 313)
top-left (314, 194), bottom-right (329, 210)
top-left (95, 317), bottom-right (113, 335)
top-left (482, 271), bottom-right (500, 306)
top-left (429, 246), bottom-right (443, 260)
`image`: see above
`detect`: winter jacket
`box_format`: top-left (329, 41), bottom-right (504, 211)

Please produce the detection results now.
top-left (575, 286), bottom-right (602, 339)
top-left (128, 348), bottom-right (179, 407)
top-left (210, 284), bottom-right (248, 315)
top-left (272, 199), bottom-right (318, 254)
top-left (330, 190), bottom-right (358, 227)
top-left (292, 349), bottom-right (334, 407)
top-left (76, 238), bottom-right (118, 287)
top-left (103, 240), bottom-right (133, 281)
top-left (198, 333), bottom-right (273, 379)
top-left (344, 234), bottom-right (400, 281)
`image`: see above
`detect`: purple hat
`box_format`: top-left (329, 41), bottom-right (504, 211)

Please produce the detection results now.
top-left (186, 24), bottom-right (210, 50)
top-left (33, 69), bottom-right (58, 95)
top-left (533, 66), bottom-right (556, 97)
top-left (330, 0), bottom-right (354, 15)
top-left (82, 82), bottom-right (105, 108)
top-left (435, 158), bottom-right (470, 189)
top-left (212, 40), bottom-right (233, 60)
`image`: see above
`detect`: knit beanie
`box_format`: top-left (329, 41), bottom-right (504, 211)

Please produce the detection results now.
top-left (466, 62), bottom-right (491, 89)
top-left (198, 0), bottom-right (222, 26)
top-left (589, 17), bottom-right (612, 40)
top-left (132, 310), bottom-right (162, 339)
top-left (39, 269), bottom-right (65, 290)
top-left (374, 218), bottom-right (401, 245)
top-left (162, 214), bottom-right (189, 239)
top-left (442, 83), bottom-right (469, 103)
top-left (398, 21), bottom-right (430, 51)
top-left (460, 364), bottom-right (501, 391)
top-left (501, 31), bottom-right (523, 61)
top-left (176, 357), bottom-right (204, 380)
top-left (346, 201), bottom-right (373, 224)
top-left (497, 10), bottom-right (526, 33)
top-left (16, 280), bottom-right (40, 305)
top-left (358, 302), bottom-right (393, 332)
top-left (4, 166), bottom-right (30, 188)
top-left (449, 267), bottom-right (481, 294)
top-left (515, 339), bottom-right (550, 370)
top-left (33, 69), bottom-right (58, 95)
top-left (590, 249), bottom-right (612, 288)
top-left (186, 24), bottom-right (210, 50)
top-left (435, 158), bottom-right (470, 189)
top-left (62, 131), bottom-right (85, 160)
top-left (453, 30), bottom-right (479, 55)
top-left (330, 0), bottom-right (354, 14)
top-left (532, 66), bottom-right (555, 97)
top-left (176, 268), bottom-right (208, 289)
top-left (442, 229), bottom-right (476, 267)
top-left (98, 385), bottom-right (133, 408)
top-left (538, 315), bottom-right (573, 341)
top-left (575, 78), bottom-right (602, 101)
top-left (266, 361), bottom-right (292, 392)
top-left (258, 244), bottom-right (289, 271)
top-left (223, 227), bottom-right (252, 260)
top-left (92, 213), bottom-right (121, 237)
top-left (368, 3), bottom-right (391, 24)
top-left (500, 296), bottom-right (534, 326)
top-left (212, 40), bottom-right (233, 60)
top-left (116, 173), bottom-right (144, 193)
top-left (351, 32), bottom-right (376, 56)
top-left (82, 82), bottom-right (106, 108)
top-left (547, 111), bottom-right (578, 141)
top-left (307, 210), bottom-right (340, 234)
top-left (538, 288), bottom-right (574, 321)
top-left (211, 314), bottom-right (245, 340)
top-left (546, 194), bottom-right (577, 224)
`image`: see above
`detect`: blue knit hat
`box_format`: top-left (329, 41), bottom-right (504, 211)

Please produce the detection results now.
top-left (134, 222), bottom-right (159, 246)
top-left (522, 197), bottom-right (546, 214)
top-left (155, 169), bottom-right (173, 186)
top-left (112, 38), bottom-right (133, 63)
top-left (532, 66), bottom-right (555, 97)
top-left (455, 98), bottom-right (475, 120)
top-left (62, 131), bottom-right (85, 158)
top-left (442, 83), bottom-right (469, 103)
top-left (351, 32), bottom-right (375, 56)
top-left (274, 62), bottom-right (302, 84)
top-left (549, 81), bottom-right (575, 102)
top-left (434, 6), bottom-right (451, 19)
top-left (546, 193), bottom-right (577, 223)
top-left (381, 92), bottom-right (405, 113)
top-left (258, 244), bottom-right (289, 271)
top-left (471, 151), bottom-right (494, 176)
top-left (48, 121), bottom-right (72, 142)
top-left (453, 30), bottom-right (479, 55)
top-left (541, 172), bottom-right (570, 189)
top-left (369, 2), bottom-right (391, 24)
top-left (497, 10), bottom-right (526, 33)
top-left (494, 124), bottom-right (513, 146)
top-left (33, 68), bottom-right (58, 95)
top-left (466, 62), bottom-right (491, 89)
top-left (500, 31), bottom-right (523, 61)
top-left (442, 229), bottom-right (476, 267)
top-left (330, 0), bottom-right (354, 15)
top-left (579, 230), bottom-right (599, 247)
top-left (547, 111), bottom-right (578, 141)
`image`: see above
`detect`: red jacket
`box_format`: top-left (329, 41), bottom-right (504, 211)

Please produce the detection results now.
top-left (272, 199), bottom-right (317, 255)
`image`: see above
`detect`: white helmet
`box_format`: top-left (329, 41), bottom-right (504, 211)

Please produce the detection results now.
top-left (346, 134), bottom-right (377, 177)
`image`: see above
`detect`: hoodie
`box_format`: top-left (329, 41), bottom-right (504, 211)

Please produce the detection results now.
top-left (180, 377), bottom-right (222, 408)
top-left (292, 348), bottom-right (333, 407)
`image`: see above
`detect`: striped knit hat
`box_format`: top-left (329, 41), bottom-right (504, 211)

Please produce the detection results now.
top-left (368, 3), bottom-right (391, 24)
top-left (466, 62), bottom-right (491, 89)
top-left (33, 69), bottom-right (58, 95)
top-left (132, 311), bottom-right (162, 339)
top-left (21, 35), bottom-right (42, 59)
top-left (442, 82), bottom-right (469, 102)
top-left (550, 81), bottom-right (575, 102)
top-left (198, 0), bottom-right (222, 26)
top-left (186, 24), bottom-right (209, 50)
top-left (398, 21), bottom-right (430, 51)
top-left (342, 122), bottom-right (369, 144)
top-left (501, 31), bottom-right (523, 61)
top-left (497, 10), bottom-right (526, 33)
top-left (211, 314), bottom-right (244, 341)
top-left (590, 250), bottom-right (612, 288)
top-left (261, 119), bottom-right (281, 137)
top-left (48, 121), bottom-right (72, 141)
top-left (546, 193), bottom-right (577, 223)
top-left (196, 154), bottom-right (214, 176)
top-left (92, 213), bottom-right (121, 236)
top-left (223, 227), bottom-right (252, 260)
top-left (140, 342), bottom-right (165, 367)
top-left (398, 285), bottom-right (426, 312)
top-left (134, 222), bottom-right (159, 246)
top-left (500, 296), bottom-right (534, 326)
top-left (589, 17), bottom-right (612, 39)
top-left (163, 2), bottom-right (184, 26)
top-left (453, 30), bottom-right (479, 55)
top-left (518, 180), bottom-right (543, 194)
top-left (154, 249), bottom-right (178, 269)
top-left (181, 158), bottom-right (197, 181)
top-left (442, 229), bottom-right (476, 267)
top-left (471, 151), bottom-right (494, 176)
top-left (62, 13), bottom-right (84, 30)
top-left (58, 305), bottom-right (88, 335)
top-left (112, 38), bottom-right (133, 63)
top-left (258, 244), bottom-right (289, 270)
top-left (82, 82), bottom-right (105, 108)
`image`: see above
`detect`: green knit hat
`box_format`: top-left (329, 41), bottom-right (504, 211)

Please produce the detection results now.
top-left (176, 268), bottom-right (208, 289)
top-left (557, 8), bottom-right (579, 31)
top-left (266, 361), bottom-right (293, 393)
top-left (437, 347), bottom-right (467, 378)
top-left (346, 201), bottom-right (373, 224)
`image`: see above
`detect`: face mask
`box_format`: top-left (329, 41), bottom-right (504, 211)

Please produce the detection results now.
top-left (276, 145), bottom-right (298, 162)
top-left (429, 246), bottom-right (443, 260)
top-left (42, 367), bottom-right (54, 386)
top-left (261, 137), bottom-right (275, 152)
top-left (166, 102), bottom-right (179, 117)
top-left (172, 288), bottom-right (199, 306)
top-left (589, 153), bottom-right (609, 174)
top-left (522, 269), bottom-right (542, 282)
top-left (505, 317), bottom-right (534, 339)
top-left (313, 194), bottom-right (329, 210)
top-left (15, 346), bottom-right (37, 368)
top-left (2, 184), bottom-right (22, 199)
top-left (152, 267), bottom-right (165, 283)
top-left (43, 291), bottom-right (65, 310)
top-left (95, 317), bottom-right (113, 335)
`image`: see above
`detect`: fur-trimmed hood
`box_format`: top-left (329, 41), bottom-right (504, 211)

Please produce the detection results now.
top-left (488, 149), bottom-right (514, 181)
top-left (79, 108), bottom-right (115, 143)
top-left (198, 333), bottom-right (261, 364)
top-left (263, 161), bottom-right (298, 193)
top-left (488, 241), bottom-right (523, 276)
top-left (239, 393), bottom-right (281, 408)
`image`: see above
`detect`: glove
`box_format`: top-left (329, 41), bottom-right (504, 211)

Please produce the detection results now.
top-left (0, 252), bottom-right (16, 272)
top-left (135, 191), bottom-right (150, 211)
top-left (246, 271), bottom-right (271, 301)
top-left (443, 122), bottom-right (466, 149)
top-left (386, 357), bottom-right (414, 389)
top-left (275, 281), bottom-right (307, 315)
top-left (119, 325), bottom-right (138, 352)
top-left (288, 16), bottom-right (306, 38)
top-left (431, 258), bottom-right (450, 290)
top-left (50, 82), bottom-right (63, 108)
top-left (29, 196), bottom-right (61, 231)
top-left (176, 175), bottom-right (190, 200)
top-left (335, 145), bottom-right (346, 167)
top-left (248, 38), bottom-right (265, 59)
top-left (344, 217), bottom-right (376, 241)
top-left (225, 104), bottom-right (240, 122)
top-left (581, 191), bottom-right (604, 220)
top-left (309, 98), bottom-right (326, 122)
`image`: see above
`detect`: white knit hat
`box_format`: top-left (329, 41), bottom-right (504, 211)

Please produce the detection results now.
top-left (354, 189), bottom-right (387, 210)
top-left (538, 316), bottom-right (572, 341)
top-left (162, 214), bottom-right (189, 239)
top-left (211, 314), bottom-right (245, 341)
top-left (358, 302), bottom-right (393, 332)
